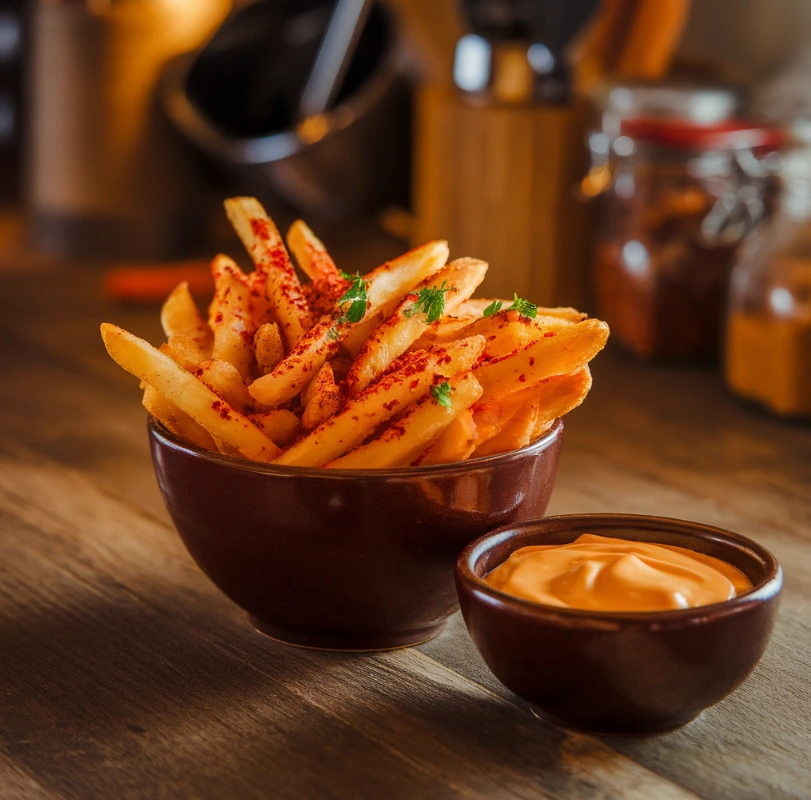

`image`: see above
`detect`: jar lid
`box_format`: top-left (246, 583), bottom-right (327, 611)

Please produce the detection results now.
top-left (592, 81), bottom-right (744, 124)
top-left (621, 118), bottom-right (784, 151)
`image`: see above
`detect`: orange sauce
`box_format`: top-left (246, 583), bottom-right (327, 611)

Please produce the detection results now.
top-left (485, 534), bottom-right (752, 612)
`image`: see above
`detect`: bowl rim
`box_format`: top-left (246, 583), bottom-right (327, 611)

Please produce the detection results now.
top-left (148, 416), bottom-right (563, 479)
top-left (456, 513), bottom-right (783, 621)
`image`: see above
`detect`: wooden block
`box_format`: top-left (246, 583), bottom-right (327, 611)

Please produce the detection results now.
top-left (413, 86), bottom-right (597, 309)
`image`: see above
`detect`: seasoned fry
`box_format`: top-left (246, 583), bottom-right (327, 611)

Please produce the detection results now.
top-left (102, 197), bottom-right (608, 467)
top-left (474, 319), bottom-right (609, 402)
top-left (254, 322), bottom-right (285, 375)
top-left (456, 298), bottom-right (587, 323)
top-left (302, 363), bottom-right (341, 430)
top-left (287, 220), bottom-right (348, 316)
top-left (341, 240), bottom-right (450, 355)
top-left (250, 409), bottom-right (302, 447)
top-left (248, 315), bottom-right (343, 408)
top-left (418, 409), bottom-right (478, 465)
top-left (101, 324), bottom-right (280, 461)
top-left (246, 270), bottom-right (276, 329)
top-left (249, 240), bottom-right (450, 408)
top-left (344, 257), bottom-right (487, 396)
top-left (275, 336), bottom-right (486, 468)
top-left (194, 359), bottom-right (253, 412)
top-left (473, 368), bottom-right (593, 450)
top-left (161, 281), bottom-right (212, 346)
top-left (409, 316), bottom-right (476, 353)
top-left (225, 197), bottom-right (311, 347)
top-left (209, 255), bottom-right (255, 381)
top-left (473, 404), bottom-right (539, 458)
top-left (142, 384), bottom-right (216, 451)
top-left (455, 298), bottom-right (511, 319)
top-left (328, 372), bottom-right (483, 469)
top-left (161, 334), bottom-right (209, 371)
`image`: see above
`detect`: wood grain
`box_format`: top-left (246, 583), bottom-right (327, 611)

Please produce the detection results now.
top-left (0, 266), bottom-right (809, 799)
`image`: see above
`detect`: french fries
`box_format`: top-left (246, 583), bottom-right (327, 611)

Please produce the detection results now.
top-left (102, 324), bottom-right (281, 461)
top-left (474, 319), bottom-right (609, 402)
top-left (225, 197), bottom-right (312, 347)
top-left (275, 337), bottom-right (485, 468)
top-left (101, 197), bottom-right (609, 469)
top-left (248, 239), bottom-right (450, 408)
top-left (301, 363), bottom-right (341, 430)
top-left (343, 258), bottom-right (487, 396)
top-left (287, 220), bottom-right (348, 316)
top-left (208, 255), bottom-right (255, 381)
top-left (328, 372), bottom-right (483, 469)
top-left (161, 281), bottom-right (212, 347)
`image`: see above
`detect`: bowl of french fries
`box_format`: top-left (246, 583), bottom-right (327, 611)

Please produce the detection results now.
top-left (102, 198), bottom-right (608, 651)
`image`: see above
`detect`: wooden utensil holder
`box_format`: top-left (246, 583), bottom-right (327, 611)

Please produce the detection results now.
top-left (413, 85), bottom-right (596, 308)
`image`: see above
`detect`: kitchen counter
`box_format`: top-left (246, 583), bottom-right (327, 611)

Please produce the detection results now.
top-left (0, 248), bottom-right (809, 800)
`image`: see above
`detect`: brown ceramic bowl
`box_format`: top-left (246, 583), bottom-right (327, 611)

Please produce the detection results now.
top-left (148, 417), bottom-right (563, 651)
top-left (456, 514), bottom-right (782, 734)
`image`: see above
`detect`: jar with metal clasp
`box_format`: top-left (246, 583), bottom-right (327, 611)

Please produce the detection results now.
top-left (726, 122), bottom-right (811, 417)
top-left (593, 117), bottom-right (782, 361)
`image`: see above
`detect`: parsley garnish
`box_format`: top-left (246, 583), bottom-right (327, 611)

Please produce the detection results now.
top-left (403, 282), bottom-right (452, 324)
top-left (482, 293), bottom-right (537, 320)
top-left (431, 380), bottom-right (453, 409)
top-left (336, 271), bottom-right (368, 324)
top-left (482, 299), bottom-right (503, 317)
top-left (508, 293), bottom-right (537, 319)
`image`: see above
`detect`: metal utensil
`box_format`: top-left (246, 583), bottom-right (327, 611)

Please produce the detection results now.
top-left (299, 0), bottom-right (373, 119)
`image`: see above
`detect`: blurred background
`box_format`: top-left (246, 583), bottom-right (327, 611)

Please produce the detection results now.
top-left (2, 0), bottom-right (811, 419)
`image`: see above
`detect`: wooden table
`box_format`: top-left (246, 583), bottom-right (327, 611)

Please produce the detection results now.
top-left (1, 255), bottom-right (809, 800)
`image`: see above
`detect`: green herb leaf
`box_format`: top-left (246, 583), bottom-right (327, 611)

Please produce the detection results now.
top-left (326, 325), bottom-right (340, 341)
top-left (507, 293), bottom-right (537, 319)
top-left (336, 272), bottom-right (368, 325)
top-left (431, 380), bottom-right (453, 409)
top-left (403, 282), bottom-right (452, 324)
top-left (482, 299), bottom-right (503, 318)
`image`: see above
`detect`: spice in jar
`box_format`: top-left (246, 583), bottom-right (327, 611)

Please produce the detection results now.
top-left (595, 118), bottom-right (782, 361)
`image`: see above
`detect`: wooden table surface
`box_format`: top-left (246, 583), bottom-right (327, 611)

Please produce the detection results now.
top-left (1, 248), bottom-right (810, 800)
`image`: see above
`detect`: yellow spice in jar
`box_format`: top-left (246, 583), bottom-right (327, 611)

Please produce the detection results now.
top-left (726, 313), bottom-right (811, 416)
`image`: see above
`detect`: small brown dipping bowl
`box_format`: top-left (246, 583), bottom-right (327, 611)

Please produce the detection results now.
top-left (456, 514), bottom-right (782, 734)
top-left (148, 417), bottom-right (563, 651)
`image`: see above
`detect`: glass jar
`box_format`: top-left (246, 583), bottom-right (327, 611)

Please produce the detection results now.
top-left (725, 138), bottom-right (811, 417)
top-left (594, 118), bottom-right (782, 361)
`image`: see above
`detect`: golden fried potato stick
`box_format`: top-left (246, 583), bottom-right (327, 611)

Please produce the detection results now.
top-left (250, 409), bottom-right (302, 447)
top-left (418, 408), bottom-right (478, 466)
top-left (473, 368), bottom-right (593, 453)
top-left (472, 403), bottom-right (539, 458)
top-left (456, 298), bottom-right (587, 322)
top-left (160, 281), bottom-right (212, 348)
top-left (474, 319), bottom-right (608, 402)
top-left (249, 240), bottom-right (449, 409)
top-left (161, 335), bottom-right (209, 372)
top-left (408, 316), bottom-right (476, 353)
top-left (302, 363), bottom-right (341, 431)
top-left (341, 240), bottom-right (450, 356)
top-left (101, 324), bottom-right (280, 461)
top-left (194, 359), bottom-right (253, 412)
top-left (344, 257), bottom-right (487, 396)
top-left (254, 322), bottom-right (285, 375)
top-left (246, 270), bottom-right (276, 330)
top-left (328, 372), bottom-right (483, 470)
top-left (411, 310), bottom-right (577, 359)
top-left (274, 336), bottom-right (486, 468)
top-left (286, 220), bottom-right (348, 316)
top-left (224, 197), bottom-right (311, 347)
top-left (209, 255), bottom-right (255, 381)
top-left (141, 384), bottom-right (216, 451)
